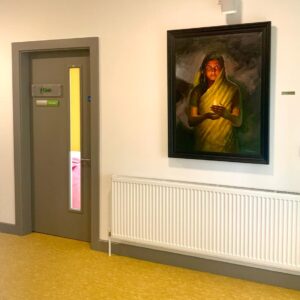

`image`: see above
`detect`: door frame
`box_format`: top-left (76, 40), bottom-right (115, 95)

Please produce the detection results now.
top-left (12, 37), bottom-right (99, 248)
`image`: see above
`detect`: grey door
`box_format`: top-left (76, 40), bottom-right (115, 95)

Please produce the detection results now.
top-left (31, 50), bottom-right (91, 241)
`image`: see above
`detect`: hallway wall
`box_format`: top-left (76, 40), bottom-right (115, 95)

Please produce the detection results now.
top-left (0, 1), bottom-right (299, 240)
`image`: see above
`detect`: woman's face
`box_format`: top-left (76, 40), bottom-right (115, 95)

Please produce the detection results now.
top-left (205, 59), bottom-right (222, 82)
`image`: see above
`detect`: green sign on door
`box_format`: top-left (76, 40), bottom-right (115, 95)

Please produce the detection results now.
top-left (35, 99), bottom-right (60, 107)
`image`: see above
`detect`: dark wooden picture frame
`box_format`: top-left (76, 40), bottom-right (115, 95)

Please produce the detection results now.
top-left (168, 22), bottom-right (271, 164)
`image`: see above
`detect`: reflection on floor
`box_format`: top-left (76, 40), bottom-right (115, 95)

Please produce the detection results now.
top-left (0, 233), bottom-right (299, 300)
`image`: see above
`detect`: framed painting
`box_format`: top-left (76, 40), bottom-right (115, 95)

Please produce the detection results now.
top-left (168, 22), bottom-right (271, 164)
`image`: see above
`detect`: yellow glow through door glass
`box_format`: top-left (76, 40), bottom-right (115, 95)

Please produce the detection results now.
top-left (69, 67), bottom-right (81, 211)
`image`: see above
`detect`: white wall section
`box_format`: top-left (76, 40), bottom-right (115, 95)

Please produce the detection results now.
top-left (0, 1), bottom-right (299, 244)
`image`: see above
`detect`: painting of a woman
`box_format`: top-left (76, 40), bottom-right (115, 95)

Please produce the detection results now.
top-left (168, 22), bottom-right (270, 163)
top-left (188, 52), bottom-right (242, 153)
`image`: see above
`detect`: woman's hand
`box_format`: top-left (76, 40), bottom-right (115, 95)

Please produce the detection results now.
top-left (210, 105), bottom-right (230, 119)
top-left (210, 105), bottom-right (242, 127)
top-left (205, 112), bottom-right (220, 120)
top-left (188, 107), bottom-right (220, 126)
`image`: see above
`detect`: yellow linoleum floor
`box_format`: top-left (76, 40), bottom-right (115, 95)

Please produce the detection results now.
top-left (0, 233), bottom-right (299, 300)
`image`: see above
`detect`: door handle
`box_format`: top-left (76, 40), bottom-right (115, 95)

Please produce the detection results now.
top-left (81, 158), bottom-right (91, 162)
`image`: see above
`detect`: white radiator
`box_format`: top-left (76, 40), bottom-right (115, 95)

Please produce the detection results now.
top-left (111, 175), bottom-right (300, 274)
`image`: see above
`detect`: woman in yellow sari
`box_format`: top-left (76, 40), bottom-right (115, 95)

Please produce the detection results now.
top-left (188, 53), bottom-right (242, 153)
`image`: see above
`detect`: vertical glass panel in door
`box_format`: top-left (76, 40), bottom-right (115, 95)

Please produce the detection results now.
top-left (69, 67), bottom-right (81, 211)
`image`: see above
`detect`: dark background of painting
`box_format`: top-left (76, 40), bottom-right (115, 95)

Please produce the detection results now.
top-left (174, 32), bottom-right (263, 155)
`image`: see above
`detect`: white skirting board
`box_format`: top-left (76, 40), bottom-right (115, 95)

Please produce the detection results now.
top-left (111, 175), bottom-right (300, 275)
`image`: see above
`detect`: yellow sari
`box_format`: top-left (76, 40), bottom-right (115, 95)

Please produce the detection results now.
top-left (192, 70), bottom-right (241, 153)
